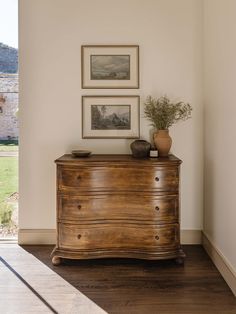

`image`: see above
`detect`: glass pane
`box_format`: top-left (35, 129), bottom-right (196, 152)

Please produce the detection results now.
top-left (0, 0), bottom-right (18, 239)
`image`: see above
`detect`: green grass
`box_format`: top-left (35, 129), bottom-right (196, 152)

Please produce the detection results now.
top-left (0, 157), bottom-right (18, 203)
top-left (0, 156), bottom-right (18, 228)
top-left (0, 140), bottom-right (18, 152)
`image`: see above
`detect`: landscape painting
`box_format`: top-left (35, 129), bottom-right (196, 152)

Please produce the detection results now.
top-left (91, 105), bottom-right (131, 130)
top-left (82, 95), bottom-right (140, 138)
top-left (81, 45), bottom-right (139, 88)
top-left (90, 55), bottom-right (130, 80)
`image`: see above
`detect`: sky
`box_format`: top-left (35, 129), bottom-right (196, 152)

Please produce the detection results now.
top-left (0, 0), bottom-right (18, 48)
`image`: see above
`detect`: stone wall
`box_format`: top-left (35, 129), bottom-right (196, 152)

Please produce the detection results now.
top-left (0, 74), bottom-right (18, 140)
top-left (0, 43), bottom-right (18, 73)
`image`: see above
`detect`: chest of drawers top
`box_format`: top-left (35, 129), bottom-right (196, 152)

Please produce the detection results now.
top-left (55, 154), bottom-right (182, 166)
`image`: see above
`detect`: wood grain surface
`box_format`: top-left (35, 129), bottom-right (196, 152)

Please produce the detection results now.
top-left (58, 166), bottom-right (179, 192)
top-left (25, 245), bottom-right (236, 314)
top-left (58, 194), bottom-right (179, 223)
top-left (58, 223), bottom-right (180, 251)
top-left (52, 154), bottom-right (184, 264)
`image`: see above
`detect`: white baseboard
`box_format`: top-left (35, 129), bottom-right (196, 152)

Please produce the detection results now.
top-left (18, 229), bottom-right (56, 245)
top-left (202, 232), bottom-right (236, 296)
top-left (181, 229), bottom-right (202, 244)
top-left (18, 229), bottom-right (202, 245)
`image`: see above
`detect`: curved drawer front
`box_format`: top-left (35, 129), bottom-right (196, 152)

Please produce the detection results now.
top-left (58, 223), bottom-right (180, 251)
top-left (58, 166), bottom-right (179, 192)
top-left (58, 194), bottom-right (178, 223)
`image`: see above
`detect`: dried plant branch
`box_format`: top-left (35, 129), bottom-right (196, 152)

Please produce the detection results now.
top-left (144, 96), bottom-right (192, 130)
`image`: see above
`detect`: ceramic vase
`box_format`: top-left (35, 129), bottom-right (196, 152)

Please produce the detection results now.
top-left (153, 130), bottom-right (172, 157)
top-left (130, 140), bottom-right (151, 158)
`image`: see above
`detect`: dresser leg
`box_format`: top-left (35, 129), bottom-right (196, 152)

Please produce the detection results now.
top-left (175, 257), bottom-right (185, 265)
top-left (52, 256), bottom-right (61, 266)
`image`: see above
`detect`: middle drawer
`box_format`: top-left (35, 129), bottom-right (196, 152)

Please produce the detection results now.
top-left (58, 194), bottom-right (178, 223)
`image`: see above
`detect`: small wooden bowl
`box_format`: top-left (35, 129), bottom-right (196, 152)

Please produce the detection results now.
top-left (71, 150), bottom-right (91, 157)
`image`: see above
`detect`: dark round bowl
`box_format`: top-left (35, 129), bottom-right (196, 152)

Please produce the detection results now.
top-left (71, 150), bottom-right (91, 157)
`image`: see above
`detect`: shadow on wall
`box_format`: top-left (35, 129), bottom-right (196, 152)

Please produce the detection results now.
top-left (204, 157), bottom-right (216, 239)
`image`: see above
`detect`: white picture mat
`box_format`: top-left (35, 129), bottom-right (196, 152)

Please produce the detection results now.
top-left (82, 96), bottom-right (140, 138)
top-left (82, 46), bottom-right (139, 88)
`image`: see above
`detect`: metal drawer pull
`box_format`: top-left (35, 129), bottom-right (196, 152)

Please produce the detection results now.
top-left (77, 234), bottom-right (82, 240)
top-left (77, 204), bottom-right (82, 210)
top-left (155, 177), bottom-right (159, 182)
top-left (155, 235), bottom-right (160, 240)
top-left (155, 206), bottom-right (160, 211)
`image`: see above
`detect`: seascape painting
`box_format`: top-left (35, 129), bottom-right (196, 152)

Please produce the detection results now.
top-left (91, 105), bottom-right (131, 130)
top-left (90, 55), bottom-right (130, 80)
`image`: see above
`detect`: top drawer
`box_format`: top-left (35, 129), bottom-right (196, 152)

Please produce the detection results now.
top-left (58, 166), bottom-right (179, 192)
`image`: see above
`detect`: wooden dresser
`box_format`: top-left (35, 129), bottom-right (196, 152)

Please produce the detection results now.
top-left (51, 154), bottom-right (185, 265)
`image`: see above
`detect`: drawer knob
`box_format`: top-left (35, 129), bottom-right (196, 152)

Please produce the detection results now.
top-left (155, 206), bottom-right (160, 211)
top-left (77, 234), bottom-right (82, 240)
top-left (155, 177), bottom-right (159, 182)
top-left (155, 235), bottom-right (159, 240)
top-left (77, 175), bottom-right (81, 180)
top-left (77, 204), bottom-right (82, 210)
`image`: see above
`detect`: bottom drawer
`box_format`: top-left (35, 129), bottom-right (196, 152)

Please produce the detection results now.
top-left (58, 223), bottom-right (180, 251)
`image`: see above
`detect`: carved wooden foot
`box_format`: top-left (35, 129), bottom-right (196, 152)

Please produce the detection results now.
top-left (175, 257), bottom-right (185, 265)
top-left (52, 256), bottom-right (61, 266)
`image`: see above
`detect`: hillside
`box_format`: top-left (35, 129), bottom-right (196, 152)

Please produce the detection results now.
top-left (0, 43), bottom-right (18, 73)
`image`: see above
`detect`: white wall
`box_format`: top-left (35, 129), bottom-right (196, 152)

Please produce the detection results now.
top-left (204, 0), bottom-right (236, 271)
top-left (19, 0), bottom-right (203, 232)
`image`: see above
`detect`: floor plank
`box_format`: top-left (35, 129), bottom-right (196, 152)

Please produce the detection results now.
top-left (22, 245), bottom-right (236, 314)
top-left (0, 263), bottom-right (52, 313)
top-left (0, 244), bottom-right (107, 314)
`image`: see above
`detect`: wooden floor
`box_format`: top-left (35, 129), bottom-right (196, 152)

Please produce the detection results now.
top-left (22, 245), bottom-right (236, 314)
top-left (0, 244), bottom-right (106, 314)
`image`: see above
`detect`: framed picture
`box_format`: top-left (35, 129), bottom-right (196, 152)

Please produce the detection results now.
top-left (81, 45), bottom-right (139, 89)
top-left (82, 95), bottom-right (140, 138)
